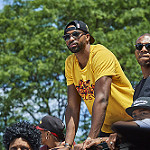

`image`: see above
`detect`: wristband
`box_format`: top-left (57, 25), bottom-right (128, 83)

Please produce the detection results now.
top-left (64, 142), bottom-right (72, 149)
top-left (99, 137), bottom-right (103, 143)
top-left (86, 137), bottom-right (91, 140)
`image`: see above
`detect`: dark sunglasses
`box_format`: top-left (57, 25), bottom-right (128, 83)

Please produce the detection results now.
top-left (63, 31), bottom-right (86, 41)
top-left (135, 43), bottom-right (150, 51)
top-left (10, 147), bottom-right (30, 150)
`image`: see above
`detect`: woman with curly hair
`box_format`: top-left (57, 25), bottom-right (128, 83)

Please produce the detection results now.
top-left (3, 121), bottom-right (41, 150)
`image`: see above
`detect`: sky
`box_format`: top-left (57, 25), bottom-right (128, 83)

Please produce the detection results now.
top-left (0, 0), bottom-right (4, 10)
top-left (0, 0), bottom-right (13, 10)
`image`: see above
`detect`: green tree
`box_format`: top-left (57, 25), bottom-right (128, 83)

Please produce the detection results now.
top-left (0, 0), bottom-right (68, 148)
top-left (58, 0), bottom-right (150, 85)
top-left (0, 0), bottom-right (150, 149)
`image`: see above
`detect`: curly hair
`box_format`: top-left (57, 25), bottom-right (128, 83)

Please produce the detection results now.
top-left (3, 121), bottom-right (41, 150)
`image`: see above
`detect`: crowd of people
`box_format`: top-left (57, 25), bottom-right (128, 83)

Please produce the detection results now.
top-left (2, 20), bottom-right (150, 150)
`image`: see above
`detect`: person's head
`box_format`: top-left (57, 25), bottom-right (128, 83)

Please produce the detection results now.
top-left (135, 33), bottom-right (150, 67)
top-left (3, 121), bottom-right (41, 150)
top-left (63, 20), bottom-right (95, 53)
top-left (126, 97), bottom-right (150, 120)
top-left (36, 115), bottom-right (65, 148)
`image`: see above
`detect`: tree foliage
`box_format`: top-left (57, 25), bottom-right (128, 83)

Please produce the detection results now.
top-left (0, 0), bottom-right (150, 148)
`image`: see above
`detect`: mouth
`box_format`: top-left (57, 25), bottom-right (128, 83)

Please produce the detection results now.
top-left (69, 42), bottom-right (78, 48)
top-left (139, 53), bottom-right (150, 65)
top-left (139, 53), bottom-right (150, 58)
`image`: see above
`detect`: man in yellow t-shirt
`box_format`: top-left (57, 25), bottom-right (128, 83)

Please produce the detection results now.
top-left (60, 20), bottom-right (134, 150)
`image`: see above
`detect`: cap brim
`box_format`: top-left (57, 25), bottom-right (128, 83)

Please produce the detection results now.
top-left (126, 106), bottom-right (150, 116)
top-left (37, 123), bottom-right (48, 131)
top-left (36, 126), bottom-right (45, 131)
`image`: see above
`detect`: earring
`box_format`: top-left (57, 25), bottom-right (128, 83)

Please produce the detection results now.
top-left (46, 132), bottom-right (49, 140)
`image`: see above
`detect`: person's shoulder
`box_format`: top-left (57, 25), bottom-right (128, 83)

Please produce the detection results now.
top-left (91, 44), bottom-right (115, 56)
top-left (91, 44), bottom-right (108, 50)
top-left (65, 54), bottom-right (75, 63)
top-left (66, 53), bottom-right (74, 59)
top-left (134, 77), bottom-right (146, 92)
top-left (90, 44), bottom-right (116, 62)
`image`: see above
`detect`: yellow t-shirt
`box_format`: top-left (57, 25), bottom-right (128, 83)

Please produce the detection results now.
top-left (65, 44), bottom-right (134, 133)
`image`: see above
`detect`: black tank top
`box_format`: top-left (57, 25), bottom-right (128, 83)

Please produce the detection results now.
top-left (133, 76), bottom-right (150, 101)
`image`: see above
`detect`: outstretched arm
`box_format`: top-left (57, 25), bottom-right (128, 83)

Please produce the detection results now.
top-left (111, 120), bottom-right (139, 133)
top-left (88, 76), bottom-right (112, 138)
top-left (65, 84), bottom-right (81, 147)
top-left (82, 76), bottom-right (112, 150)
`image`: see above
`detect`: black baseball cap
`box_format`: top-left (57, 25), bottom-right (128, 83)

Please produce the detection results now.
top-left (64, 20), bottom-right (95, 44)
top-left (126, 97), bottom-right (150, 117)
top-left (36, 115), bottom-right (65, 141)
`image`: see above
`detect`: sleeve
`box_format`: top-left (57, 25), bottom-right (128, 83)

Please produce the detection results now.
top-left (92, 48), bottom-right (117, 81)
top-left (65, 56), bottom-right (74, 86)
top-left (134, 119), bottom-right (150, 128)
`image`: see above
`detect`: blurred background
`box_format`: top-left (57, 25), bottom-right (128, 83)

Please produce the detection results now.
top-left (0, 0), bottom-right (150, 149)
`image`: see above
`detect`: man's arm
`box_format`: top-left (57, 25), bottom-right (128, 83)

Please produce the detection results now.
top-left (111, 120), bottom-right (139, 132)
top-left (65, 84), bottom-right (81, 146)
top-left (88, 76), bottom-right (112, 138)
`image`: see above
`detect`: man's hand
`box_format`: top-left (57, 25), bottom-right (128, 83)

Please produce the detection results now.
top-left (74, 143), bottom-right (84, 150)
top-left (49, 145), bottom-right (71, 150)
top-left (105, 133), bottom-right (117, 150)
top-left (82, 138), bottom-right (102, 149)
top-left (82, 137), bottom-right (108, 150)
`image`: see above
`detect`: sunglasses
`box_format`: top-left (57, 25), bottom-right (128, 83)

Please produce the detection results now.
top-left (10, 147), bottom-right (30, 150)
top-left (63, 31), bottom-right (86, 41)
top-left (135, 43), bottom-right (150, 51)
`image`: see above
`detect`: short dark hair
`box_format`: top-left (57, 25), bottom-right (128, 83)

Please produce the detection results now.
top-left (3, 121), bottom-right (41, 150)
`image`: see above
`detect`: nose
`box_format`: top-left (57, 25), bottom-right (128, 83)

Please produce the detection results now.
top-left (69, 35), bottom-right (75, 41)
top-left (141, 45), bottom-right (148, 52)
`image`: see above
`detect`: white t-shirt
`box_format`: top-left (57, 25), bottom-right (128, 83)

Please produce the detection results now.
top-left (135, 118), bottom-right (150, 128)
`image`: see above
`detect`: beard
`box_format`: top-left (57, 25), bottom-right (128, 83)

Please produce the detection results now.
top-left (138, 59), bottom-right (150, 67)
top-left (67, 40), bottom-right (86, 53)
top-left (67, 43), bottom-right (80, 53)
top-left (140, 62), bottom-right (150, 67)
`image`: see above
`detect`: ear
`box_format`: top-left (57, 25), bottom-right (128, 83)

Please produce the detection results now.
top-left (86, 34), bottom-right (90, 43)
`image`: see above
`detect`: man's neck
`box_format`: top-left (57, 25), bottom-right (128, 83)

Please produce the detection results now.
top-left (141, 66), bottom-right (150, 79)
top-left (75, 44), bottom-right (90, 69)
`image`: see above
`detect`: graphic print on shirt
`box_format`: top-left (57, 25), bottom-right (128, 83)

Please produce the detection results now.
top-left (75, 80), bottom-right (95, 100)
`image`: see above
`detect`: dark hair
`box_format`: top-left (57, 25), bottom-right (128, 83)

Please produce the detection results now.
top-left (3, 121), bottom-right (41, 150)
